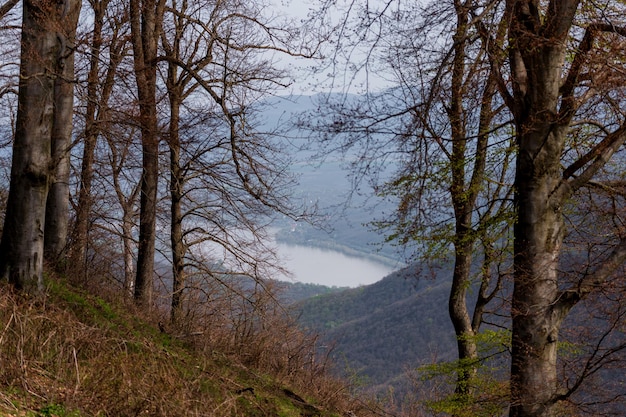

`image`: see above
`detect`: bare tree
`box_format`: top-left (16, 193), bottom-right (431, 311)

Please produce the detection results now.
top-left (70, 0), bottom-right (129, 276)
top-left (129, 0), bottom-right (166, 307)
top-left (44, 0), bottom-right (82, 265)
top-left (0, 0), bottom-right (80, 290)
top-left (160, 0), bottom-right (319, 324)
top-left (100, 123), bottom-right (142, 295)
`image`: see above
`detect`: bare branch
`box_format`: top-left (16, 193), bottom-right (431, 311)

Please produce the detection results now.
top-left (558, 238), bottom-right (626, 312)
top-left (0, 0), bottom-right (18, 21)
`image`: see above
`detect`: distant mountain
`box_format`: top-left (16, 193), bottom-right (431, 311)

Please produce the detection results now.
top-left (259, 96), bottom-right (456, 394)
top-left (258, 94), bottom-right (402, 264)
top-left (293, 263), bottom-right (457, 395)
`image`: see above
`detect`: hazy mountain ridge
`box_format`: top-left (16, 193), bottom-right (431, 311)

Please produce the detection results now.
top-left (292, 264), bottom-right (457, 394)
top-left (260, 95), bottom-right (458, 394)
top-left (259, 94), bottom-right (403, 265)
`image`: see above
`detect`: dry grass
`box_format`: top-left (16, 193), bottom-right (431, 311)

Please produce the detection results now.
top-left (0, 276), bottom-right (380, 417)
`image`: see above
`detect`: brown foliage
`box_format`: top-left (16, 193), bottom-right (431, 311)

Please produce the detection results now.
top-left (0, 273), bottom-right (380, 416)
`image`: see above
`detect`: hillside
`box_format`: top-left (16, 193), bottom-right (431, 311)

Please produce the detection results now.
top-left (274, 281), bottom-right (349, 304)
top-left (294, 264), bottom-right (456, 395)
top-left (0, 277), bottom-right (381, 417)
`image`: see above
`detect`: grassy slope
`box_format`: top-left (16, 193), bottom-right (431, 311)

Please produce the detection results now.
top-left (0, 277), bottom-right (376, 417)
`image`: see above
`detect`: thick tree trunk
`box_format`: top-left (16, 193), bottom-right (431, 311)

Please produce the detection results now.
top-left (510, 125), bottom-right (568, 417)
top-left (44, 0), bottom-right (81, 265)
top-left (134, 127), bottom-right (158, 307)
top-left (507, 2), bottom-right (575, 414)
top-left (504, 3), bottom-right (577, 416)
top-left (504, 1), bottom-right (626, 414)
top-left (0, 0), bottom-right (71, 291)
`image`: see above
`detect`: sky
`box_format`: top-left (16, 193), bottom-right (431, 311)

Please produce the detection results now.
top-left (270, 0), bottom-right (394, 95)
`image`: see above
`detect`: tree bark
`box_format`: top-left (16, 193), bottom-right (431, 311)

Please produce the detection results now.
top-left (506, 1), bottom-right (579, 416)
top-left (130, 0), bottom-right (165, 308)
top-left (122, 208), bottom-right (136, 297)
top-left (44, 0), bottom-right (81, 266)
top-left (168, 89), bottom-right (185, 324)
top-left (0, 0), bottom-right (76, 291)
top-left (510, 126), bottom-right (567, 417)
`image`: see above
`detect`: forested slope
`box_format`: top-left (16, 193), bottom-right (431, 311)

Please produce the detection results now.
top-left (295, 264), bottom-right (456, 394)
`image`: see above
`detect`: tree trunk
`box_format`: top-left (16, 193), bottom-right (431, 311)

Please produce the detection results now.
top-left (510, 126), bottom-right (566, 417)
top-left (168, 90), bottom-right (186, 324)
top-left (0, 0), bottom-right (72, 291)
top-left (507, 2), bottom-right (578, 415)
top-left (162, 12), bottom-right (187, 323)
top-left (502, 1), bottom-right (626, 414)
top-left (130, 0), bottom-right (165, 308)
top-left (134, 141), bottom-right (158, 307)
top-left (44, 0), bottom-right (81, 266)
top-left (509, 54), bottom-right (569, 414)
top-left (71, 0), bottom-right (106, 274)
top-left (106, 131), bottom-right (141, 298)
top-left (449, 243), bottom-right (478, 394)
top-left (447, 1), bottom-right (496, 399)
top-left (122, 208), bottom-right (136, 297)
top-left (71, 124), bottom-right (97, 277)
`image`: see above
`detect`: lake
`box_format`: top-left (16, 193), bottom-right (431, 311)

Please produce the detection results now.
top-left (276, 243), bottom-right (397, 287)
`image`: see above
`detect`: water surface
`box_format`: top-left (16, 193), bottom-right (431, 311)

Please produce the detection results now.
top-left (276, 243), bottom-right (395, 287)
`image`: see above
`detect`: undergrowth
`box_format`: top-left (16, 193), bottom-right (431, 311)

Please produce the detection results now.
top-left (0, 276), bottom-right (380, 416)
